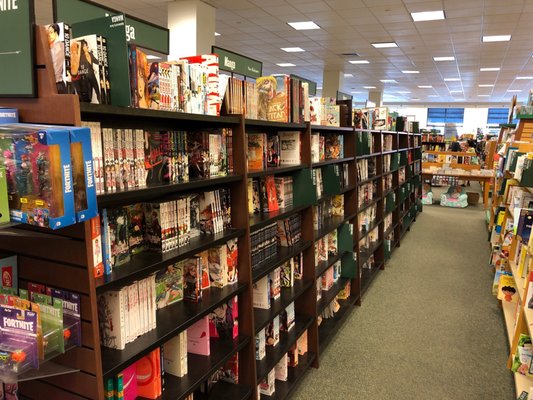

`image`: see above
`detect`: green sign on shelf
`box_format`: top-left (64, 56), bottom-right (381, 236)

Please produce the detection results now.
top-left (212, 46), bottom-right (262, 79)
top-left (0, 0), bottom-right (35, 97)
top-left (54, 0), bottom-right (169, 54)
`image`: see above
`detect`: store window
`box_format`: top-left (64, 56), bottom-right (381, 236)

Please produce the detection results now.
top-left (487, 108), bottom-right (510, 125)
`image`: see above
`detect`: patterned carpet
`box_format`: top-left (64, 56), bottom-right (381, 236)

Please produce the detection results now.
top-left (292, 187), bottom-right (514, 399)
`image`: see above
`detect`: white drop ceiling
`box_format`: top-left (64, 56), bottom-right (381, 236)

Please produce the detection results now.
top-left (35, 0), bottom-right (533, 105)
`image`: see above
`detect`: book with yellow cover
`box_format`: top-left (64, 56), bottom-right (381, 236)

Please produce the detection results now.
top-left (497, 274), bottom-right (518, 303)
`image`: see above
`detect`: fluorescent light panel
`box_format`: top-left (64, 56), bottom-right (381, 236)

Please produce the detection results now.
top-left (433, 56), bottom-right (455, 61)
top-left (478, 84), bottom-right (494, 87)
top-left (418, 85), bottom-right (432, 88)
top-left (397, 91), bottom-right (411, 94)
top-left (364, 86), bottom-right (376, 89)
top-left (516, 76), bottom-right (533, 80)
top-left (480, 67), bottom-right (500, 71)
top-left (380, 79), bottom-right (397, 83)
top-left (449, 90), bottom-right (462, 93)
top-left (349, 60), bottom-right (369, 64)
top-left (215, 32), bottom-right (221, 36)
top-left (372, 42), bottom-right (397, 48)
top-left (411, 10), bottom-right (445, 22)
top-left (281, 47), bottom-right (305, 52)
top-left (276, 63), bottom-right (296, 67)
top-left (482, 35), bottom-right (511, 42)
top-left (478, 95), bottom-right (490, 97)
top-left (508, 89), bottom-right (522, 92)
top-left (444, 78), bottom-right (460, 81)
top-left (287, 21), bottom-right (320, 30)
top-left (402, 70), bottom-right (419, 74)
top-left (344, 73), bottom-right (353, 77)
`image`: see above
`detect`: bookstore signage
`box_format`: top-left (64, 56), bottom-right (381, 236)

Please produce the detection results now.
top-left (212, 46), bottom-right (263, 79)
top-left (0, 0), bottom-right (35, 97)
top-left (54, 0), bottom-right (169, 54)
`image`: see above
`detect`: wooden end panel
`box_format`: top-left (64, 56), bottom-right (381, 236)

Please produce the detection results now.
top-left (43, 371), bottom-right (99, 399)
top-left (20, 380), bottom-right (90, 400)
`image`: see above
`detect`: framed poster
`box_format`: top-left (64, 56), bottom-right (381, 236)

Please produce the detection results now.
top-left (0, 0), bottom-right (35, 97)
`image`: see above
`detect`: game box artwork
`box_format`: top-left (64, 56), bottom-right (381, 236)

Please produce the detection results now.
top-left (0, 125), bottom-right (76, 229)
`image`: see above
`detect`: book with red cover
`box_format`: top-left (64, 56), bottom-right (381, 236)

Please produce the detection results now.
top-left (265, 175), bottom-right (279, 212)
top-left (136, 348), bottom-right (161, 399)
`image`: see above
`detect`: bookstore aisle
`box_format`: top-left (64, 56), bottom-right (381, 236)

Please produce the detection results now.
top-left (292, 203), bottom-right (514, 400)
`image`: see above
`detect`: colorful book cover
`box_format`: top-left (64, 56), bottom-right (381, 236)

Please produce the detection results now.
top-left (126, 203), bottom-right (146, 255)
top-left (144, 131), bottom-right (170, 185)
top-left (183, 257), bottom-right (202, 302)
top-left (107, 207), bottom-right (131, 267)
top-left (247, 133), bottom-right (265, 171)
top-left (208, 298), bottom-right (235, 339)
top-left (70, 34), bottom-right (102, 104)
top-left (136, 348), bottom-right (161, 399)
top-left (226, 238), bottom-right (238, 284)
top-left (187, 316), bottom-right (210, 356)
top-left (497, 274), bottom-right (518, 303)
top-left (155, 262), bottom-right (184, 309)
top-left (265, 175), bottom-right (279, 212)
top-left (208, 245), bottom-right (228, 288)
top-left (266, 133), bottom-right (280, 167)
top-left (267, 75), bottom-right (289, 122)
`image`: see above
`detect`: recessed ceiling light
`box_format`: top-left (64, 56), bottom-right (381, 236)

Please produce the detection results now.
top-left (444, 78), bottom-right (460, 81)
top-left (433, 56), bottom-right (455, 61)
top-left (281, 47), bottom-right (305, 52)
top-left (380, 79), bottom-right (397, 83)
top-left (276, 63), bottom-right (296, 67)
top-left (508, 89), bottom-right (522, 92)
top-left (397, 91), bottom-right (411, 94)
top-left (364, 86), bottom-right (376, 89)
top-left (449, 90), bottom-right (462, 93)
top-left (146, 55), bottom-right (161, 60)
top-left (516, 76), bottom-right (533, 80)
top-left (349, 60), bottom-right (370, 64)
top-left (480, 67), bottom-right (500, 71)
top-left (372, 42), bottom-right (397, 48)
top-left (411, 10), bottom-right (445, 22)
top-left (478, 94), bottom-right (490, 97)
top-left (215, 32), bottom-right (221, 36)
top-left (287, 21), bottom-right (320, 30)
top-left (478, 84), bottom-right (494, 87)
top-left (402, 70), bottom-right (419, 74)
top-left (482, 35), bottom-right (511, 42)
top-left (418, 85), bottom-right (433, 88)
top-left (344, 73), bottom-right (354, 77)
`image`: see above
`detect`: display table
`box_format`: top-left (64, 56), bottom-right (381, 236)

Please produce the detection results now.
top-left (421, 169), bottom-right (493, 208)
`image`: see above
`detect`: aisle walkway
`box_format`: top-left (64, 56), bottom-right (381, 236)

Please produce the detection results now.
top-left (292, 201), bottom-right (514, 399)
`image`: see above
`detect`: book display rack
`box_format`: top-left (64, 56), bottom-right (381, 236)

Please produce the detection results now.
top-left (0, 26), bottom-right (421, 400)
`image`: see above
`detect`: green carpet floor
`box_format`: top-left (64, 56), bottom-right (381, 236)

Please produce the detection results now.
top-left (292, 196), bottom-right (515, 399)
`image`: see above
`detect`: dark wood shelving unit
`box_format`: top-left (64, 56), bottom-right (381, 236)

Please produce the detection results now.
top-left (0, 25), bottom-right (421, 399)
top-left (250, 204), bottom-right (308, 231)
top-left (315, 252), bottom-right (345, 278)
top-left (311, 157), bottom-right (355, 168)
top-left (316, 278), bottom-right (350, 314)
top-left (101, 283), bottom-right (248, 379)
top-left (97, 175), bottom-right (242, 208)
top-left (248, 165), bottom-right (308, 179)
top-left (260, 352), bottom-right (316, 400)
top-left (256, 316), bottom-right (314, 382)
top-left (158, 336), bottom-right (250, 400)
top-left (95, 229), bottom-right (245, 292)
top-left (254, 280), bottom-right (313, 334)
top-left (252, 241), bottom-right (313, 283)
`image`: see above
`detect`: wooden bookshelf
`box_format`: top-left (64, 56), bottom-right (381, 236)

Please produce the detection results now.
top-left (0, 26), bottom-right (421, 400)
